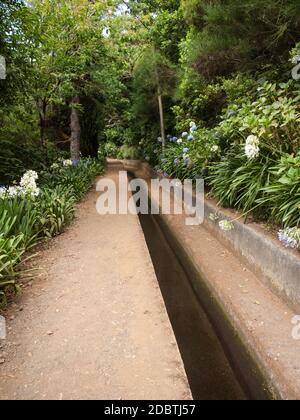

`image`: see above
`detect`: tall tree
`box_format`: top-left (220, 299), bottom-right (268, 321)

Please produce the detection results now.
top-left (30, 0), bottom-right (109, 158)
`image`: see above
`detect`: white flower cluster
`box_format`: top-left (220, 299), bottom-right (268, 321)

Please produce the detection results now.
top-left (278, 227), bottom-right (300, 250)
top-left (0, 170), bottom-right (40, 199)
top-left (51, 162), bottom-right (60, 170)
top-left (63, 159), bottom-right (73, 167)
top-left (51, 159), bottom-right (73, 170)
top-left (19, 170), bottom-right (40, 197)
top-left (245, 135), bottom-right (260, 159)
top-left (211, 145), bottom-right (220, 153)
top-left (209, 213), bottom-right (234, 232)
top-left (219, 220), bottom-right (234, 231)
top-left (0, 187), bottom-right (7, 198)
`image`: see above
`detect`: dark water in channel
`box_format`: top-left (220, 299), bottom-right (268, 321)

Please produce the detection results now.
top-left (139, 213), bottom-right (248, 401)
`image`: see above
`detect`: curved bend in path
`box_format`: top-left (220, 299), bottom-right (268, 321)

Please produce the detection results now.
top-left (0, 165), bottom-right (191, 400)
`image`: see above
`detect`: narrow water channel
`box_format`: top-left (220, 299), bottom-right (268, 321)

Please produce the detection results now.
top-left (139, 212), bottom-right (248, 400)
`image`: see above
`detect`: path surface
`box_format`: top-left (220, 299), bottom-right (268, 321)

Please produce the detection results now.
top-left (0, 165), bottom-right (191, 400)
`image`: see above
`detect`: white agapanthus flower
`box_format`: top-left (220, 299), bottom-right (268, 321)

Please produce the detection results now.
top-left (219, 220), bottom-right (234, 231)
top-left (0, 187), bottom-right (7, 198)
top-left (177, 138), bottom-right (183, 144)
top-left (8, 186), bottom-right (20, 197)
top-left (211, 145), bottom-right (220, 153)
top-left (209, 213), bottom-right (219, 222)
top-left (19, 171), bottom-right (40, 197)
top-left (1, 170), bottom-right (40, 199)
top-left (63, 159), bottom-right (73, 167)
top-left (51, 163), bottom-right (60, 170)
top-left (246, 135), bottom-right (259, 146)
top-left (245, 135), bottom-right (260, 159)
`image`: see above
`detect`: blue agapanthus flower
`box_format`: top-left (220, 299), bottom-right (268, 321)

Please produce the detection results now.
top-left (187, 135), bottom-right (194, 141)
top-left (174, 158), bottom-right (180, 166)
top-left (183, 147), bottom-right (190, 153)
top-left (227, 109), bottom-right (237, 117)
top-left (72, 159), bottom-right (80, 167)
top-left (172, 136), bottom-right (178, 142)
top-left (182, 132), bottom-right (188, 138)
top-left (184, 157), bottom-right (192, 166)
top-left (164, 172), bottom-right (169, 177)
top-left (190, 125), bottom-right (198, 133)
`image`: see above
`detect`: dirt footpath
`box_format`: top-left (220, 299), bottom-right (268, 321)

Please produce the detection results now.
top-left (0, 166), bottom-right (191, 400)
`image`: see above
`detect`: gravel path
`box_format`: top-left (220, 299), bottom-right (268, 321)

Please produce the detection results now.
top-left (0, 166), bottom-right (191, 400)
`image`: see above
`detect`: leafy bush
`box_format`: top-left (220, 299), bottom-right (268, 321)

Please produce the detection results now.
top-left (219, 81), bottom-right (300, 154)
top-left (40, 159), bottom-right (104, 200)
top-left (118, 145), bottom-right (140, 160)
top-left (0, 159), bottom-right (104, 307)
top-left (102, 141), bottom-right (119, 158)
top-left (209, 146), bottom-right (272, 216)
top-left (0, 139), bottom-right (67, 185)
top-left (36, 186), bottom-right (76, 238)
top-left (257, 154), bottom-right (300, 227)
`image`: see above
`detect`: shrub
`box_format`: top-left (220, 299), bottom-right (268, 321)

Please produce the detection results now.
top-left (209, 146), bottom-right (272, 217)
top-left (118, 145), bottom-right (140, 160)
top-left (257, 154), bottom-right (300, 227)
top-left (40, 159), bottom-right (104, 200)
top-left (36, 186), bottom-right (76, 238)
top-left (0, 158), bottom-right (104, 307)
top-left (103, 141), bottom-right (119, 158)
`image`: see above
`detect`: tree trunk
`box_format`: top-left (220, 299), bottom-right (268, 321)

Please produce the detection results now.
top-left (157, 90), bottom-right (166, 150)
top-left (39, 99), bottom-right (47, 148)
top-left (152, 44), bottom-right (166, 150)
top-left (70, 95), bottom-right (81, 161)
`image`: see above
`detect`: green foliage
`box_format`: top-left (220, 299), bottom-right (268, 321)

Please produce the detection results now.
top-left (37, 186), bottom-right (76, 238)
top-left (0, 0), bottom-right (37, 106)
top-left (209, 146), bottom-right (272, 216)
top-left (103, 141), bottom-right (119, 158)
top-left (40, 160), bottom-right (104, 200)
top-left (258, 154), bottom-right (300, 227)
top-left (180, 0), bottom-right (300, 80)
top-left (0, 201), bottom-right (37, 307)
top-left (118, 144), bottom-right (139, 160)
top-left (219, 81), bottom-right (300, 154)
top-left (0, 159), bottom-right (104, 307)
top-left (0, 139), bottom-right (65, 185)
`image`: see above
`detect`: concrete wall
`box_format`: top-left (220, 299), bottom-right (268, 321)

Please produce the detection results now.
top-left (123, 159), bottom-right (300, 312)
